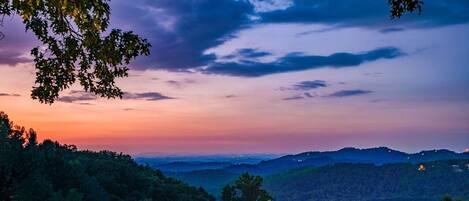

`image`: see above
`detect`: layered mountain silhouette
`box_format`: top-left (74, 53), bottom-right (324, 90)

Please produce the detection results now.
top-left (140, 147), bottom-right (469, 175)
top-left (137, 147), bottom-right (469, 200)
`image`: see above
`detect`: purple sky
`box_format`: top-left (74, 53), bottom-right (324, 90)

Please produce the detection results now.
top-left (0, 0), bottom-right (468, 154)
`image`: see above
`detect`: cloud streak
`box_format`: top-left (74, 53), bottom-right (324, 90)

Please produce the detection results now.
top-left (283, 95), bottom-right (304, 101)
top-left (122, 92), bottom-right (174, 101)
top-left (204, 47), bottom-right (403, 77)
top-left (0, 49), bottom-right (31, 66)
top-left (222, 48), bottom-right (272, 60)
top-left (165, 79), bottom-right (196, 88)
top-left (57, 91), bottom-right (174, 103)
top-left (327, 89), bottom-right (373, 97)
top-left (293, 80), bottom-right (328, 90)
top-left (0, 92), bottom-right (20, 97)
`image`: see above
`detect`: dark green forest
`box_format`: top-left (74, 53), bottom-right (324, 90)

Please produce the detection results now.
top-left (265, 161), bottom-right (469, 201)
top-left (0, 112), bottom-right (215, 201)
top-left (169, 159), bottom-right (469, 201)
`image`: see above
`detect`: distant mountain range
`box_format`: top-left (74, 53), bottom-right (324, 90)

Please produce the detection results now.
top-left (154, 161), bottom-right (233, 172)
top-left (225, 147), bottom-right (469, 174)
top-left (139, 147), bottom-right (469, 174)
top-left (135, 153), bottom-right (279, 170)
top-left (138, 147), bottom-right (469, 201)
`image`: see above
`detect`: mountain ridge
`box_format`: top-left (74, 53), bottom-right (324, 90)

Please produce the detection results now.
top-left (222, 147), bottom-right (469, 174)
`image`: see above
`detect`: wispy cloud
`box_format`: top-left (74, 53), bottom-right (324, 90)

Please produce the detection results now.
top-left (122, 92), bottom-right (174, 101)
top-left (165, 79), bottom-right (196, 88)
top-left (222, 48), bottom-right (272, 60)
top-left (0, 49), bottom-right (30, 66)
top-left (0, 92), bottom-right (21, 97)
top-left (225, 94), bottom-right (237, 98)
top-left (57, 92), bottom-right (96, 103)
top-left (304, 92), bottom-right (315, 98)
top-left (293, 80), bottom-right (328, 90)
top-left (57, 91), bottom-right (174, 103)
top-left (283, 95), bottom-right (305, 101)
top-left (327, 89), bottom-right (373, 97)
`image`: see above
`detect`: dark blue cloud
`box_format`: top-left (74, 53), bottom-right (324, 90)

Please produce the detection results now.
top-left (204, 47), bottom-right (403, 77)
top-left (327, 89), bottom-right (373, 97)
top-left (112, 0), bottom-right (254, 70)
top-left (380, 27), bottom-right (405, 33)
top-left (259, 0), bottom-right (469, 29)
top-left (293, 80), bottom-right (328, 90)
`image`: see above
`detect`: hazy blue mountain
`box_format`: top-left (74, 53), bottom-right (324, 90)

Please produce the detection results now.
top-left (223, 147), bottom-right (469, 174)
top-left (155, 161), bottom-right (233, 172)
top-left (135, 154), bottom-right (279, 169)
top-left (148, 147), bottom-right (469, 199)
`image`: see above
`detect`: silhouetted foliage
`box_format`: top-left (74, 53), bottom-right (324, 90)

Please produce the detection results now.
top-left (0, 111), bottom-right (215, 201)
top-left (389, 0), bottom-right (424, 18)
top-left (221, 173), bottom-right (273, 201)
top-left (0, 0), bottom-right (150, 104)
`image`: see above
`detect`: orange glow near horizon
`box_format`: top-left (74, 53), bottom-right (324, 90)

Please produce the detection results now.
top-left (1, 65), bottom-right (468, 155)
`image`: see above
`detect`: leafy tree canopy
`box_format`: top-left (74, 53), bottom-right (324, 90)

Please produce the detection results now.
top-left (389, 0), bottom-right (424, 18)
top-left (0, 0), bottom-right (151, 104)
top-left (221, 173), bottom-right (273, 201)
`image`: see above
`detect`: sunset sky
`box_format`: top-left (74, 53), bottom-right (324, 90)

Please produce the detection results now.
top-left (1, 0), bottom-right (468, 155)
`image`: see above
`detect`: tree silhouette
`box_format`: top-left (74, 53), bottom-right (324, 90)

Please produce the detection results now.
top-left (0, 0), bottom-right (150, 104)
top-left (389, 0), bottom-right (424, 18)
top-left (221, 173), bottom-right (273, 201)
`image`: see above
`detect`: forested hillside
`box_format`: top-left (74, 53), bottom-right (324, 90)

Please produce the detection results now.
top-left (265, 160), bottom-right (469, 201)
top-left (0, 112), bottom-right (215, 201)
top-left (168, 158), bottom-right (469, 200)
